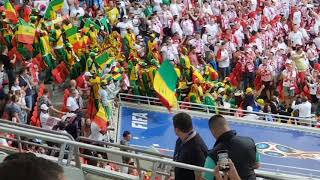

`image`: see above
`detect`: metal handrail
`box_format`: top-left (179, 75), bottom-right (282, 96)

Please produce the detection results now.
top-left (77, 136), bottom-right (172, 159)
top-left (0, 124), bottom-right (317, 179)
top-left (118, 93), bottom-right (317, 126)
top-left (0, 119), bottom-right (75, 141)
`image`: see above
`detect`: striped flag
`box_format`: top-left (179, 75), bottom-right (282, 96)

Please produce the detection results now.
top-left (112, 73), bottom-right (123, 81)
top-left (95, 52), bottom-right (110, 67)
top-left (192, 68), bottom-right (204, 83)
top-left (153, 60), bottom-right (179, 110)
top-left (16, 19), bottom-right (36, 44)
top-left (42, 0), bottom-right (64, 20)
top-left (3, 0), bottom-right (17, 23)
top-left (50, 0), bottom-right (64, 11)
top-left (94, 104), bottom-right (108, 131)
top-left (65, 26), bottom-right (80, 45)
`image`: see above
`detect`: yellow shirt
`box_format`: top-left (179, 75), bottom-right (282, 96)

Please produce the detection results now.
top-left (107, 8), bottom-right (119, 26)
top-left (89, 77), bottom-right (101, 99)
top-left (56, 29), bottom-right (64, 48)
top-left (88, 30), bottom-right (98, 45)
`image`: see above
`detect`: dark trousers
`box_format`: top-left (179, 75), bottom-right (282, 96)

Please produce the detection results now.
top-left (243, 72), bottom-right (255, 89)
top-left (218, 67), bottom-right (230, 81)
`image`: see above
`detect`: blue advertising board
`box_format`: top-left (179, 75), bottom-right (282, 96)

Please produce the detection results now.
top-left (119, 106), bottom-right (320, 177)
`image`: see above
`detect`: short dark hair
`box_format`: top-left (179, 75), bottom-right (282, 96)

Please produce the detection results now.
top-left (123, 131), bottom-right (131, 138)
top-left (0, 153), bottom-right (64, 180)
top-left (173, 112), bottom-right (193, 133)
top-left (208, 115), bottom-right (228, 130)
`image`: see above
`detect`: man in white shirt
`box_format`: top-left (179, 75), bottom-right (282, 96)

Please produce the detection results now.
top-left (313, 33), bottom-right (320, 50)
top-left (288, 25), bottom-right (304, 47)
top-left (161, 38), bottom-right (179, 63)
top-left (66, 89), bottom-right (80, 112)
top-left (170, 0), bottom-right (182, 17)
top-left (205, 18), bottom-right (220, 38)
top-left (217, 42), bottom-right (230, 81)
top-left (116, 16), bottom-right (133, 37)
top-left (39, 104), bottom-right (61, 130)
top-left (291, 96), bottom-right (312, 118)
top-left (70, 2), bottom-right (84, 17)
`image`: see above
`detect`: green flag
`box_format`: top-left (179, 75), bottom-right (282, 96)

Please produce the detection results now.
top-left (95, 52), bottom-right (110, 66)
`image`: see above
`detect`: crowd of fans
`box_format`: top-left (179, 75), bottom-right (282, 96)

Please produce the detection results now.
top-left (0, 0), bottom-right (320, 177)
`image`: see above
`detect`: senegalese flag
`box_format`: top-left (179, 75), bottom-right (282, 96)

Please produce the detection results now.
top-left (3, 0), bottom-right (17, 23)
top-left (95, 52), bottom-right (110, 67)
top-left (16, 19), bottom-right (36, 44)
top-left (49, 0), bottom-right (64, 11)
top-left (65, 26), bottom-right (80, 45)
top-left (153, 60), bottom-right (179, 110)
top-left (192, 68), bottom-right (204, 83)
top-left (44, 5), bottom-right (57, 20)
top-left (112, 73), bottom-right (123, 81)
top-left (83, 19), bottom-right (101, 32)
top-left (112, 66), bottom-right (121, 73)
top-left (94, 104), bottom-right (108, 131)
top-left (39, 35), bottom-right (51, 56)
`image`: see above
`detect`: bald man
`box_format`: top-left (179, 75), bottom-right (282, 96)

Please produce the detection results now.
top-left (203, 115), bottom-right (260, 180)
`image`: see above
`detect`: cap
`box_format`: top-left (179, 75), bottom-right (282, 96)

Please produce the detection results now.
top-left (256, 99), bottom-right (265, 106)
top-left (89, 52), bottom-right (97, 57)
top-left (40, 104), bottom-right (49, 110)
top-left (247, 106), bottom-right (253, 112)
top-left (246, 87), bottom-right (253, 94)
top-left (217, 87), bottom-right (225, 94)
top-left (84, 72), bottom-right (93, 77)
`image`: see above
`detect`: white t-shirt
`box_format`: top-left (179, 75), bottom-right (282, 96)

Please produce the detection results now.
top-left (288, 31), bottom-right (304, 46)
top-left (314, 37), bottom-right (320, 50)
top-left (291, 101), bottom-right (312, 118)
top-left (116, 22), bottom-right (133, 37)
top-left (181, 20), bottom-right (194, 36)
top-left (161, 44), bottom-right (179, 62)
top-left (205, 23), bottom-right (219, 37)
top-left (172, 21), bottom-right (183, 37)
top-left (89, 122), bottom-right (106, 141)
top-left (218, 49), bottom-right (230, 68)
top-left (70, 7), bottom-right (85, 18)
top-left (170, 3), bottom-right (181, 17)
top-left (66, 96), bottom-right (79, 112)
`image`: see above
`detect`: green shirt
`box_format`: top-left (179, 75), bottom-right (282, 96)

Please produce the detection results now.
top-left (202, 152), bottom-right (261, 180)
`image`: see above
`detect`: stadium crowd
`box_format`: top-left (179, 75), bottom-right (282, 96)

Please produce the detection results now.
top-left (0, 0), bottom-right (319, 178)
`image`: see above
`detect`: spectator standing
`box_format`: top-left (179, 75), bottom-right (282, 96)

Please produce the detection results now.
top-left (18, 68), bottom-right (33, 110)
top-left (203, 115), bottom-right (260, 180)
top-left (120, 131), bottom-right (132, 164)
top-left (0, 46), bottom-right (16, 87)
top-left (291, 96), bottom-right (312, 125)
top-left (173, 112), bottom-right (208, 180)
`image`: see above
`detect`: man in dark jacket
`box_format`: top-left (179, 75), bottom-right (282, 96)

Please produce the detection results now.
top-left (203, 115), bottom-right (260, 180)
top-left (173, 112), bottom-right (208, 180)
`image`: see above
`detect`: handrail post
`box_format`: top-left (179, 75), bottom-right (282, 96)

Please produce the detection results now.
top-left (66, 144), bottom-right (74, 166)
top-left (17, 135), bottom-right (22, 152)
top-left (151, 162), bottom-right (159, 180)
top-left (58, 143), bottom-right (67, 165)
top-left (134, 151), bottom-right (143, 179)
top-left (148, 96), bottom-right (151, 106)
top-left (74, 145), bottom-right (82, 169)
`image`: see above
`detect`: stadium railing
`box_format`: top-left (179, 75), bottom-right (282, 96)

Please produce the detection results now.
top-left (118, 93), bottom-right (317, 127)
top-left (0, 121), bottom-right (314, 180)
